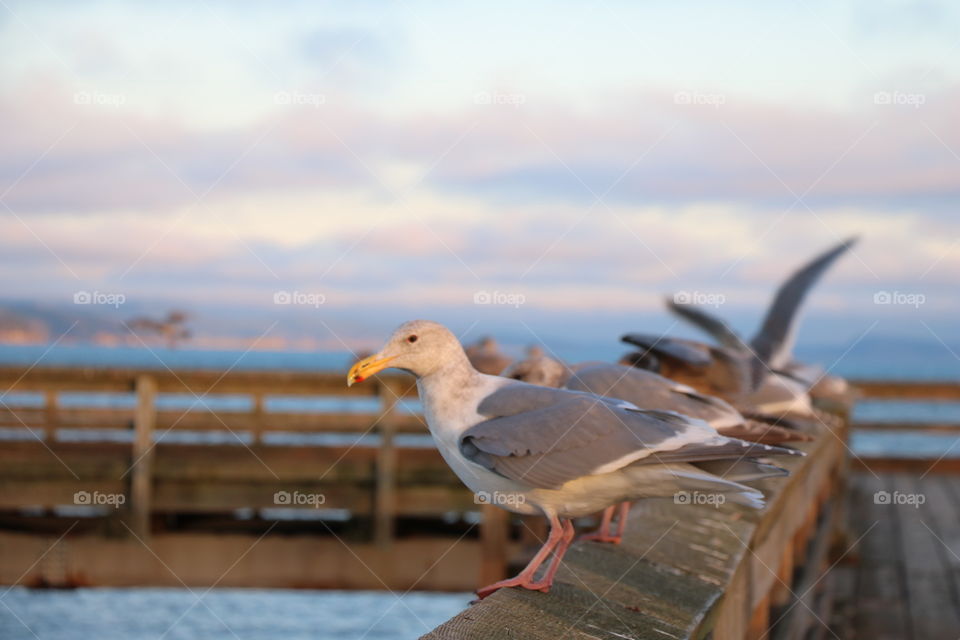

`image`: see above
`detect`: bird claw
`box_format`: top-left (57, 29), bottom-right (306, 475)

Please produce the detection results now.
top-left (578, 532), bottom-right (622, 544)
top-left (475, 576), bottom-right (551, 599)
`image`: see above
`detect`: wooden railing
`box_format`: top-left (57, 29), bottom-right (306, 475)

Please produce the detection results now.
top-left (848, 379), bottom-right (960, 474)
top-left (0, 365), bottom-right (530, 590)
top-left (0, 366), bottom-right (437, 540)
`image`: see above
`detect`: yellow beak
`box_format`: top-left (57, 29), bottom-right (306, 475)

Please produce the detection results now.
top-left (347, 354), bottom-right (396, 386)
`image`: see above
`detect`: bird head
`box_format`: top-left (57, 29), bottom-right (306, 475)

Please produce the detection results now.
top-left (347, 320), bottom-right (465, 386)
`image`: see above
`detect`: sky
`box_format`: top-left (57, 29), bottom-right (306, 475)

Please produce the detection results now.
top-left (1, 0), bottom-right (958, 352)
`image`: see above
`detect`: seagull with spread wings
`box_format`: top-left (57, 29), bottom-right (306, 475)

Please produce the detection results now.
top-left (622, 237), bottom-right (857, 416)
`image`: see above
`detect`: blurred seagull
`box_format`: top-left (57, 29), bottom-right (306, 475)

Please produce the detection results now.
top-left (348, 320), bottom-right (802, 598)
top-left (464, 335), bottom-right (513, 375)
top-left (622, 237), bottom-right (857, 417)
top-left (501, 345), bottom-right (570, 387)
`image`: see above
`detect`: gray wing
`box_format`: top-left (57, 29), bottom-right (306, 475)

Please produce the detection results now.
top-left (568, 364), bottom-right (812, 444)
top-left (564, 363), bottom-right (743, 430)
top-left (750, 237), bottom-right (857, 374)
top-left (665, 298), bottom-right (750, 352)
top-left (461, 382), bottom-right (798, 489)
top-left (620, 333), bottom-right (713, 366)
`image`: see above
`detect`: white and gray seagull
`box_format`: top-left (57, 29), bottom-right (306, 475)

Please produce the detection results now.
top-left (347, 320), bottom-right (802, 598)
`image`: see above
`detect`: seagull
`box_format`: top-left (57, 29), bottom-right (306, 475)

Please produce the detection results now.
top-left (348, 320), bottom-right (803, 597)
top-left (623, 237), bottom-right (857, 417)
top-left (501, 345), bottom-right (571, 387)
top-left (464, 336), bottom-right (513, 375)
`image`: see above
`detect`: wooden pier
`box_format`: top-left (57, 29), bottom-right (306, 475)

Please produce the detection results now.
top-left (0, 366), bottom-right (958, 638)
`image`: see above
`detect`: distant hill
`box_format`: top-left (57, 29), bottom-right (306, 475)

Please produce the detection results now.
top-left (0, 301), bottom-right (133, 345)
top-left (0, 308), bottom-right (49, 344)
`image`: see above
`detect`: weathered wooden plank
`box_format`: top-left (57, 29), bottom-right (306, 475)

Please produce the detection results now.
top-left (0, 530), bottom-right (504, 592)
top-left (823, 563), bottom-right (856, 640)
top-left (850, 457), bottom-right (960, 474)
top-left (128, 375), bottom-right (157, 537)
top-left (0, 479), bottom-right (478, 516)
top-left (425, 582), bottom-right (689, 640)
top-left (848, 473), bottom-right (910, 640)
top-left (479, 504), bottom-right (509, 587)
top-left (919, 475), bottom-right (960, 617)
top-left (0, 440), bottom-right (463, 497)
top-left (851, 380), bottom-right (960, 400)
top-left (374, 379), bottom-right (402, 545)
top-left (0, 366), bottom-right (417, 397)
top-left (745, 592), bottom-right (770, 640)
top-left (770, 494), bottom-right (841, 640)
top-left (0, 406), bottom-right (428, 433)
top-left (250, 391), bottom-right (265, 444)
top-left (43, 389), bottom-right (58, 440)
top-left (891, 472), bottom-right (960, 639)
top-left (0, 440), bottom-right (454, 479)
top-left (853, 421), bottom-right (960, 433)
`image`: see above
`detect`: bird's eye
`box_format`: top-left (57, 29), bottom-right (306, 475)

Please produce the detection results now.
top-left (407, 335), bottom-right (418, 343)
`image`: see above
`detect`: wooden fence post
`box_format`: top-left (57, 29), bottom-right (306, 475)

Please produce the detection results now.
top-left (44, 390), bottom-right (58, 441)
top-left (130, 375), bottom-right (157, 538)
top-left (251, 391), bottom-right (265, 444)
top-left (374, 379), bottom-right (400, 546)
top-left (479, 504), bottom-right (509, 587)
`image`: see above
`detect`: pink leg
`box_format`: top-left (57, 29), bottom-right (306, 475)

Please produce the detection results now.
top-left (579, 505), bottom-right (615, 542)
top-left (476, 512), bottom-right (566, 599)
top-left (612, 501), bottom-right (631, 540)
top-left (532, 519), bottom-right (576, 589)
top-left (580, 501), bottom-right (633, 544)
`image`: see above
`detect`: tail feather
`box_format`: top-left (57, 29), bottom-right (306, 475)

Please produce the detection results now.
top-left (665, 466), bottom-right (767, 509)
top-left (693, 459), bottom-right (790, 483)
top-left (718, 419), bottom-right (814, 444)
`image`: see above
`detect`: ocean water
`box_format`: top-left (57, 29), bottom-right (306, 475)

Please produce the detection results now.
top-left (0, 337), bottom-right (957, 380)
top-left (0, 587), bottom-right (471, 640)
